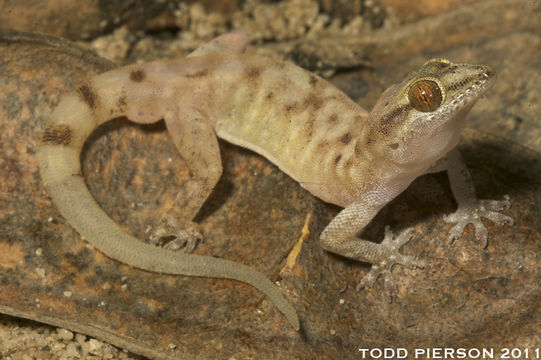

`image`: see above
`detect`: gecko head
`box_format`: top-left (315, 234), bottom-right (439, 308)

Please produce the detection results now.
top-left (368, 58), bottom-right (496, 166)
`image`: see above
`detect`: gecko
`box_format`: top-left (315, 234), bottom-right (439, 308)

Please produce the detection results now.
top-left (39, 33), bottom-right (513, 330)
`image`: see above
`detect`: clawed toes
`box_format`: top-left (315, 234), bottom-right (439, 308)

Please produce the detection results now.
top-left (356, 266), bottom-right (400, 300)
top-left (483, 195), bottom-right (511, 211)
top-left (357, 227), bottom-right (422, 293)
top-left (382, 271), bottom-right (399, 299)
top-left (485, 211), bottom-right (514, 226)
top-left (447, 222), bottom-right (466, 244)
top-left (149, 218), bottom-right (203, 253)
top-left (444, 197), bottom-right (513, 246)
top-left (356, 268), bottom-right (379, 291)
top-left (162, 232), bottom-right (201, 253)
top-left (382, 226), bottom-right (414, 248)
top-left (402, 255), bottom-right (424, 269)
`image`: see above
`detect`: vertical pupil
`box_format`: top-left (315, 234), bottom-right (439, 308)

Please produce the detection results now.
top-left (421, 89), bottom-right (429, 103)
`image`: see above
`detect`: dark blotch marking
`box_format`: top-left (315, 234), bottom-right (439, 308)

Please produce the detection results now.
top-left (117, 94), bottom-right (127, 108)
top-left (378, 105), bottom-right (409, 135)
top-left (316, 139), bottom-right (329, 152)
top-left (265, 92), bottom-right (274, 101)
top-left (276, 78), bottom-right (291, 93)
top-left (354, 142), bottom-right (363, 156)
top-left (284, 102), bottom-right (300, 115)
top-left (184, 69), bottom-right (209, 79)
top-left (111, 94), bottom-right (128, 115)
top-left (340, 133), bottom-right (352, 144)
top-left (130, 69), bottom-right (146, 82)
top-left (246, 67), bottom-right (261, 81)
top-left (437, 64), bottom-right (459, 76)
top-left (304, 118), bottom-right (314, 138)
top-left (389, 143), bottom-right (399, 149)
top-left (334, 154), bottom-right (342, 164)
top-left (303, 93), bottom-right (323, 111)
top-left (41, 124), bottom-right (72, 145)
top-left (327, 113), bottom-right (338, 124)
top-left (77, 84), bottom-right (97, 109)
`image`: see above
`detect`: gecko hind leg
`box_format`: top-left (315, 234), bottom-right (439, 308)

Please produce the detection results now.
top-left (148, 183), bottom-right (206, 253)
top-left (149, 33), bottom-right (249, 252)
top-left (148, 109), bottom-right (223, 253)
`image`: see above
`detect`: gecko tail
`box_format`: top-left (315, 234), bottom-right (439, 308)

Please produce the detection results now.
top-left (38, 92), bottom-right (299, 330)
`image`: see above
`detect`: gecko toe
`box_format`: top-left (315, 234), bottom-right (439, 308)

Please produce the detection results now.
top-left (356, 227), bottom-right (421, 293)
top-left (162, 230), bottom-right (202, 253)
top-left (445, 196), bottom-right (513, 246)
top-left (149, 216), bottom-right (203, 253)
top-left (356, 266), bottom-right (380, 291)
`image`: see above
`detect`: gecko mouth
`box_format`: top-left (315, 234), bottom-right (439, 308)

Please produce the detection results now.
top-left (445, 65), bottom-right (496, 108)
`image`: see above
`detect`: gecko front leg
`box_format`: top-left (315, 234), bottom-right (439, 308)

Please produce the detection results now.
top-left (320, 199), bottom-right (423, 294)
top-left (436, 148), bottom-right (514, 247)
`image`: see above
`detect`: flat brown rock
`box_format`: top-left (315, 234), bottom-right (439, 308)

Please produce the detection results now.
top-left (1, 1), bottom-right (540, 357)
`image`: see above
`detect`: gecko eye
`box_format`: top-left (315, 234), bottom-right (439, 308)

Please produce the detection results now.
top-left (408, 80), bottom-right (442, 112)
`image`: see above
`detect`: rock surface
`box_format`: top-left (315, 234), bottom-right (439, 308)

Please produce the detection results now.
top-left (0, 0), bottom-right (539, 359)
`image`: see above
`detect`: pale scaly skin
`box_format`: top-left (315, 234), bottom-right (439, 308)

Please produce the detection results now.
top-left (39, 33), bottom-right (513, 330)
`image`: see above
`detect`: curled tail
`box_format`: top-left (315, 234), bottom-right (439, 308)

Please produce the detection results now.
top-left (38, 77), bottom-right (299, 330)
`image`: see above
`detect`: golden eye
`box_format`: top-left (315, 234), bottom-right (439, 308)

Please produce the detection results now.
top-left (408, 80), bottom-right (442, 112)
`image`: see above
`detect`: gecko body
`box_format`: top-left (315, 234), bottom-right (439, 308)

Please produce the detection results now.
top-left (39, 33), bottom-right (513, 330)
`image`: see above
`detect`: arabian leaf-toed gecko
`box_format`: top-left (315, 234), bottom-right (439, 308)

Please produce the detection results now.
top-left (39, 33), bottom-right (513, 330)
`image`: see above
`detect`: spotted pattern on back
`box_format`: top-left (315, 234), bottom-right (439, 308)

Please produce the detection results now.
top-left (130, 69), bottom-right (146, 82)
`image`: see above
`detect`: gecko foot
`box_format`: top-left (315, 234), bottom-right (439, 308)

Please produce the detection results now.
top-left (149, 214), bottom-right (203, 253)
top-left (443, 195), bottom-right (514, 248)
top-left (356, 226), bottom-right (423, 295)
